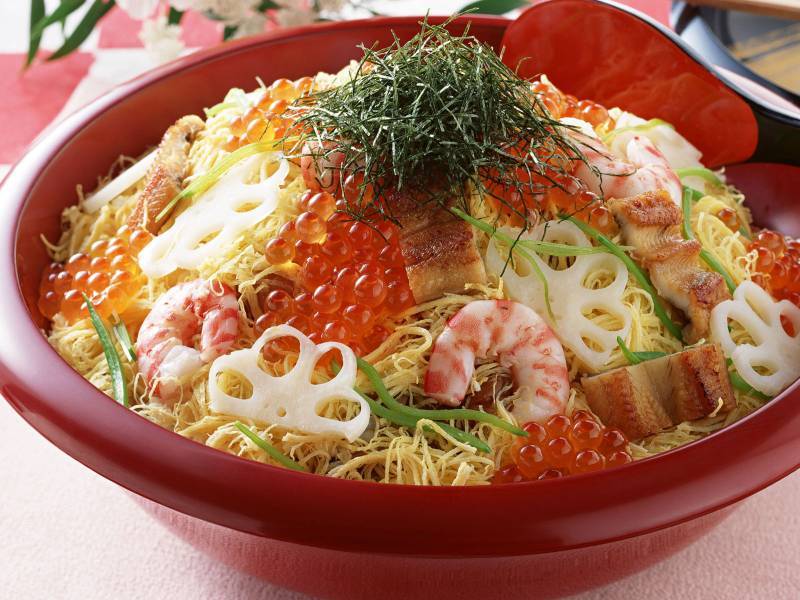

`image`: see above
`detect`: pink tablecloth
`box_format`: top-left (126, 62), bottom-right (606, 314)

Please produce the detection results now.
top-left (2, 2), bottom-right (799, 599)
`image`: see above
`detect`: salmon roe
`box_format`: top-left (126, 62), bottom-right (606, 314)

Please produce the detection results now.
top-left (259, 190), bottom-right (414, 354)
top-left (223, 76), bottom-right (314, 151)
top-left (37, 225), bottom-right (151, 322)
top-left (749, 228), bottom-right (800, 312)
top-left (481, 78), bottom-right (617, 234)
top-left (492, 411), bottom-right (632, 483)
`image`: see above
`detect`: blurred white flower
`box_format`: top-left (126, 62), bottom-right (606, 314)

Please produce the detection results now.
top-left (140, 16), bottom-right (186, 64)
top-left (208, 0), bottom-right (260, 25)
top-left (233, 12), bottom-right (268, 38)
top-left (169, 0), bottom-right (213, 10)
top-left (275, 0), bottom-right (318, 27)
top-left (117, 0), bottom-right (160, 20)
top-left (317, 0), bottom-right (346, 11)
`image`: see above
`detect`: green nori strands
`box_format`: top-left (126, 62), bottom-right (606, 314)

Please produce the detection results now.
top-left (293, 16), bottom-right (593, 229)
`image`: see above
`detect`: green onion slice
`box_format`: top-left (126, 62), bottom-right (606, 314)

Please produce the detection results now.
top-left (331, 361), bottom-right (491, 452)
top-left (683, 185), bottom-right (704, 202)
top-left (83, 294), bottom-right (128, 408)
top-left (602, 118), bottom-right (673, 144)
top-left (725, 360), bottom-right (771, 401)
top-left (204, 101), bottom-right (237, 118)
top-left (676, 167), bottom-right (723, 187)
top-left (357, 357), bottom-right (526, 437)
top-left (564, 216), bottom-right (684, 341)
top-left (156, 140), bottom-right (277, 222)
top-left (234, 422), bottom-right (308, 472)
top-left (616, 336), bottom-right (667, 365)
top-left (681, 188), bottom-right (737, 293)
top-left (112, 319), bottom-right (136, 362)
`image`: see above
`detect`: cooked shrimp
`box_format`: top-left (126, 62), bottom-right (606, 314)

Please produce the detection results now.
top-left (571, 132), bottom-right (682, 205)
top-left (424, 300), bottom-right (570, 423)
top-left (137, 279), bottom-right (239, 402)
top-left (300, 139), bottom-right (346, 193)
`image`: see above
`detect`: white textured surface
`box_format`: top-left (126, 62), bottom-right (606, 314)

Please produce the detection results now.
top-left (2, 398), bottom-right (799, 599)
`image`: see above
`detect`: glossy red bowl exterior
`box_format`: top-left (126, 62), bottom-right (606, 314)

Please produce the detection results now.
top-left (1, 11), bottom-right (799, 600)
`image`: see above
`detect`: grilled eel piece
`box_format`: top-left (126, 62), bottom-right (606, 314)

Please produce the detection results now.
top-left (607, 190), bottom-right (731, 343)
top-left (582, 343), bottom-right (736, 440)
top-left (388, 190), bottom-right (486, 303)
top-left (127, 115), bottom-right (205, 234)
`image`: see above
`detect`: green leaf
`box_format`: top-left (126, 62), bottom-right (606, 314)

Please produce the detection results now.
top-left (223, 24), bottom-right (238, 41)
top-left (257, 0), bottom-right (279, 10)
top-left (26, 0), bottom-right (47, 67)
top-left (683, 185), bottom-right (704, 202)
top-left (235, 422), bottom-right (308, 471)
top-left (30, 0), bottom-right (86, 41)
top-left (459, 0), bottom-right (529, 14)
top-left (47, 0), bottom-right (114, 62)
top-left (167, 7), bottom-right (184, 25)
top-left (616, 336), bottom-right (667, 365)
top-left (83, 294), bottom-right (128, 408)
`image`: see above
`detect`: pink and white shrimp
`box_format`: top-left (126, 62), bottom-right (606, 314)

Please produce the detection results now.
top-left (571, 132), bottom-right (683, 205)
top-left (424, 300), bottom-right (570, 423)
top-left (137, 279), bottom-right (239, 403)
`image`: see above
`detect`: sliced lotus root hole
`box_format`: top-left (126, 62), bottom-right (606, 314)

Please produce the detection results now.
top-left (232, 200), bottom-right (262, 214)
top-left (727, 318), bottom-right (757, 347)
top-left (215, 369), bottom-right (254, 400)
top-left (311, 347), bottom-right (345, 383)
top-left (580, 335), bottom-right (605, 353)
top-left (190, 228), bottom-right (221, 250)
top-left (315, 394), bottom-right (363, 422)
top-left (580, 305), bottom-right (626, 331)
top-left (259, 335), bottom-right (301, 377)
top-left (581, 268), bottom-right (616, 290)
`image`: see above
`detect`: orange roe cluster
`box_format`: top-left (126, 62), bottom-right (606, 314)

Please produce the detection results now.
top-left (481, 78), bottom-right (616, 234)
top-left (223, 76), bottom-right (314, 151)
top-left (749, 228), bottom-right (800, 310)
top-left (258, 190), bottom-right (415, 354)
top-left (38, 225), bottom-right (152, 323)
top-left (493, 411), bottom-right (632, 483)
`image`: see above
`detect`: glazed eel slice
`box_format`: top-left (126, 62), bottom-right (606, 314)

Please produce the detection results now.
top-left (389, 190), bottom-right (486, 303)
top-left (582, 343), bottom-right (736, 440)
top-left (607, 190), bottom-right (731, 343)
top-left (127, 115), bottom-right (205, 234)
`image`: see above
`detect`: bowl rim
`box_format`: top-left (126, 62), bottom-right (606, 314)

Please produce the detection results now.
top-left (1, 11), bottom-right (799, 558)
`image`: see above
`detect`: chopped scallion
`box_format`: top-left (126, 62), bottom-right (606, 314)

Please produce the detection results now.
top-left (602, 118), bottom-right (673, 144)
top-left (356, 357), bottom-right (526, 437)
top-left (83, 294), bottom-right (128, 408)
top-left (156, 140), bottom-right (278, 221)
top-left (681, 187), bottom-right (737, 293)
top-left (725, 360), bottom-right (771, 401)
top-left (676, 167), bottom-right (723, 187)
top-left (332, 361), bottom-right (492, 452)
top-left (234, 421), bottom-right (308, 472)
top-left (616, 336), bottom-right (667, 365)
top-left (112, 319), bottom-right (136, 362)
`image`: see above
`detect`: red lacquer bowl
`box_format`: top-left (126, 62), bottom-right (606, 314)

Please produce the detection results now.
top-left (1, 5), bottom-right (799, 599)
